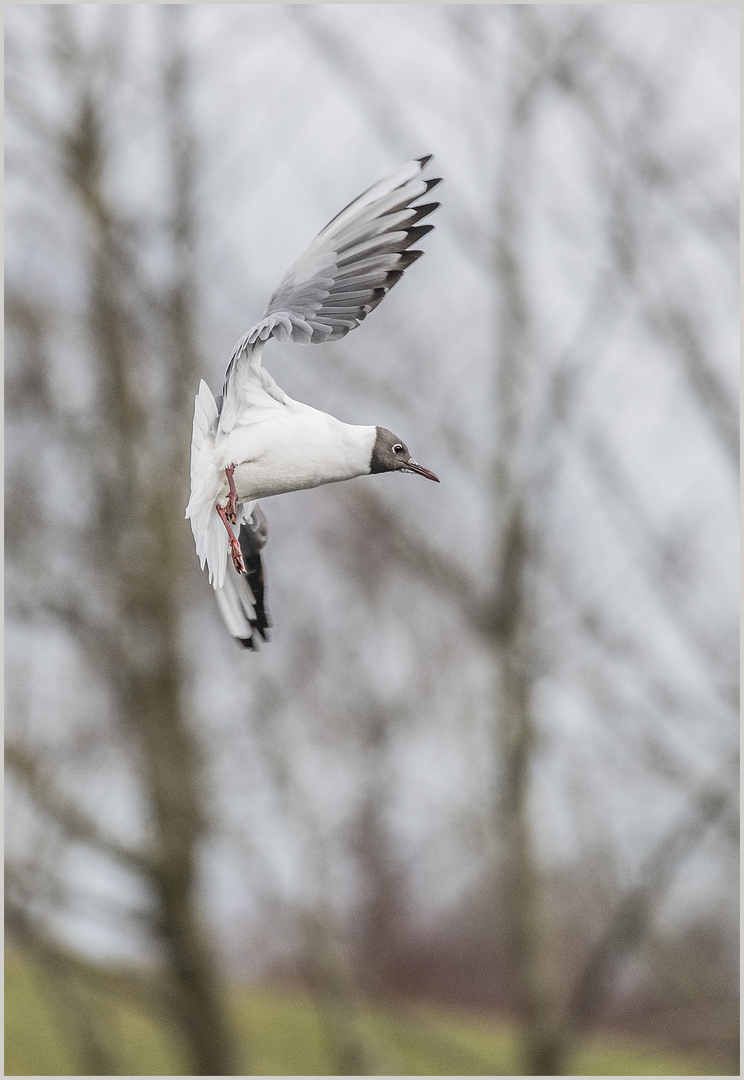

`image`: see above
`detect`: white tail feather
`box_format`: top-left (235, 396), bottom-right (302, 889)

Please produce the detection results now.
top-left (185, 380), bottom-right (229, 589)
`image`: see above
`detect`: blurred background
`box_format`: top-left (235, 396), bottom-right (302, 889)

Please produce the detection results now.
top-left (5, 5), bottom-right (739, 1076)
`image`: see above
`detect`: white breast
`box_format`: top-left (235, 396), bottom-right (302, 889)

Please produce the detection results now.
top-left (218, 402), bottom-right (377, 503)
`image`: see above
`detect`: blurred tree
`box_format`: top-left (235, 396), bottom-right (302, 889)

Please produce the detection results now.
top-left (6, 4), bottom-right (738, 1077)
top-left (286, 4), bottom-right (738, 1072)
top-left (6, 7), bottom-right (238, 1074)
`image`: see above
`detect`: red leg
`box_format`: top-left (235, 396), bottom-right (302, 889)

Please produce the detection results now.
top-left (225, 464), bottom-right (239, 523)
top-left (216, 503), bottom-right (246, 574)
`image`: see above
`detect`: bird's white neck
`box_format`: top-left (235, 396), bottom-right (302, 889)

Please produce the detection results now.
top-left (335, 420), bottom-right (378, 479)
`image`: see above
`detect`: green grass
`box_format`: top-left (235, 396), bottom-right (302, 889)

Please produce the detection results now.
top-left (5, 949), bottom-right (729, 1076)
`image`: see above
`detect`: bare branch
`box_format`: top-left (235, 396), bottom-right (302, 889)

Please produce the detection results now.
top-left (7, 740), bottom-right (155, 878)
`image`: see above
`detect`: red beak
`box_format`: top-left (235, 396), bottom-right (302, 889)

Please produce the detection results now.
top-left (406, 460), bottom-right (440, 483)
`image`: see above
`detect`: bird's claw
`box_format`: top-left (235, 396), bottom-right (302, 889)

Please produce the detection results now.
top-left (229, 535), bottom-right (246, 575)
top-left (225, 464), bottom-right (239, 523)
top-left (216, 502), bottom-right (246, 574)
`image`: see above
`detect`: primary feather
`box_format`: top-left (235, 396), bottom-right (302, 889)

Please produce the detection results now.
top-left (222, 156), bottom-right (441, 392)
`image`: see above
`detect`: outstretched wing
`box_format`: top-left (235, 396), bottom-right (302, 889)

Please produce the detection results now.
top-left (222, 156), bottom-right (441, 397)
top-left (213, 504), bottom-right (271, 649)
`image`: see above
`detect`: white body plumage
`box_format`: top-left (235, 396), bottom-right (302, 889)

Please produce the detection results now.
top-left (222, 401), bottom-right (377, 504)
top-left (186, 156), bottom-right (442, 646)
top-left (185, 372), bottom-right (377, 586)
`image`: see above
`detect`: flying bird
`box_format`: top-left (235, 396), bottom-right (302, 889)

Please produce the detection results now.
top-left (186, 156), bottom-right (441, 649)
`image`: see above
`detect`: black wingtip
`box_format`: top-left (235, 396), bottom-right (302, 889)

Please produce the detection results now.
top-left (417, 154), bottom-right (434, 168)
top-left (236, 619), bottom-right (270, 650)
top-left (408, 201), bottom-right (441, 225)
top-left (366, 285), bottom-right (393, 311)
top-left (401, 223), bottom-right (435, 250)
top-left (424, 177), bottom-right (443, 194)
top-left (397, 249), bottom-right (425, 270)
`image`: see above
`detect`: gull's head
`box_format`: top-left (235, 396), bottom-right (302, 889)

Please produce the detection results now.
top-left (369, 427), bottom-right (440, 483)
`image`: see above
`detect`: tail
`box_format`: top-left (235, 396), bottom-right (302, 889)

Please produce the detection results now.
top-left (185, 380), bottom-right (230, 589)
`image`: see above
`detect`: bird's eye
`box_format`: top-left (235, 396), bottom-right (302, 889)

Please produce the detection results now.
top-left (392, 443), bottom-right (404, 454)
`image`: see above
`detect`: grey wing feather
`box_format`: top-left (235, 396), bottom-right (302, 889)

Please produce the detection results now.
top-left (223, 156), bottom-right (440, 393)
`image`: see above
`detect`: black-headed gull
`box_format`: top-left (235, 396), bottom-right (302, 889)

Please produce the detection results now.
top-left (186, 157), bottom-right (441, 649)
